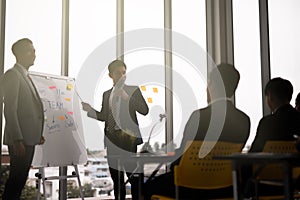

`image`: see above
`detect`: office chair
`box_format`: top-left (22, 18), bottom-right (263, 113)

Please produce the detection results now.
top-left (151, 141), bottom-right (243, 200)
top-left (251, 141), bottom-right (300, 199)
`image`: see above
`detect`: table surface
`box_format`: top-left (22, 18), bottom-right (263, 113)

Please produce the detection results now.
top-left (214, 152), bottom-right (300, 161)
top-left (107, 153), bottom-right (177, 162)
top-left (214, 152), bottom-right (300, 200)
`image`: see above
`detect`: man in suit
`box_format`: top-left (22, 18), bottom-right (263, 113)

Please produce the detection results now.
top-left (2, 38), bottom-right (45, 200)
top-left (295, 92), bottom-right (300, 112)
top-left (82, 59), bottom-right (149, 200)
top-left (143, 63), bottom-right (250, 200)
top-left (242, 78), bottom-right (300, 197)
top-left (249, 78), bottom-right (300, 152)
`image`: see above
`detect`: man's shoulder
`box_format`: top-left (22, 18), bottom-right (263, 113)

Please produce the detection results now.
top-left (3, 67), bottom-right (21, 82)
top-left (258, 114), bottom-right (275, 129)
top-left (103, 88), bottom-right (112, 94)
top-left (123, 85), bottom-right (141, 94)
top-left (4, 67), bottom-right (17, 76)
top-left (234, 107), bottom-right (250, 121)
top-left (124, 85), bottom-right (139, 90)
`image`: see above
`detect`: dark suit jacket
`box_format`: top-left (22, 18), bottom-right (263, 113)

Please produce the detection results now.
top-left (88, 84), bottom-right (149, 147)
top-left (2, 65), bottom-right (44, 146)
top-left (249, 104), bottom-right (300, 152)
top-left (176, 99), bottom-right (250, 158)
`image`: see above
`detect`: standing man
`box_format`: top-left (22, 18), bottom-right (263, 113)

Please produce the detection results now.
top-left (2, 38), bottom-right (45, 200)
top-left (82, 59), bottom-right (149, 200)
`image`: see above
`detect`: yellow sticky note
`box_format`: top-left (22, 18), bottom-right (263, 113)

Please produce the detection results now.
top-left (66, 84), bottom-right (73, 91)
top-left (147, 98), bottom-right (153, 103)
top-left (140, 86), bottom-right (146, 91)
top-left (153, 87), bottom-right (158, 93)
top-left (64, 98), bottom-right (71, 102)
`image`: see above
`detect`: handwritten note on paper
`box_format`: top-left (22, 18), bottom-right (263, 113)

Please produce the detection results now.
top-left (30, 72), bottom-right (87, 167)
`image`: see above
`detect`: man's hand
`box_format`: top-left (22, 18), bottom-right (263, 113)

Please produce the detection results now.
top-left (13, 141), bottom-right (26, 157)
top-left (82, 102), bottom-right (93, 112)
top-left (39, 136), bottom-right (45, 145)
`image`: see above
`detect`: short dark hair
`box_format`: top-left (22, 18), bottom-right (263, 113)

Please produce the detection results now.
top-left (264, 77), bottom-right (293, 102)
top-left (11, 38), bottom-right (33, 58)
top-left (108, 59), bottom-right (127, 73)
top-left (209, 63), bottom-right (240, 97)
top-left (296, 92), bottom-right (300, 106)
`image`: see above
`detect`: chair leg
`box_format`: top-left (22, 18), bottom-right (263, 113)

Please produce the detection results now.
top-left (175, 185), bottom-right (179, 200)
top-left (254, 180), bottom-right (259, 200)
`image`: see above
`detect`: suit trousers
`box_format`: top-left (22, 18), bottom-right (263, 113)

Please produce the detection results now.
top-left (106, 137), bottom-right (140, 200)
top-left (2, 145), bottom-right (35, 200)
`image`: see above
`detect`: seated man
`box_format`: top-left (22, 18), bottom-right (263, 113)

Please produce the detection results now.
top-left (295, 92), bottom-right (300, 112)
top-left (244, 78), bottom-right (300, 197)
top-left (143, 63), bottom-right (250, 200)
top-left (249, 78), bottom-right (300, 152)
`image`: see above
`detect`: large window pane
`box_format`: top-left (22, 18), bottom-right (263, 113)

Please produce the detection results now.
top-left (233, 0), bottom-right (262, 149)
top-left (124, 1), bottom-right (165, 150)
top-left (5, 0), bottom-right (61, 74)
top-left (172, 0), bottom-right (207, 147)
top-left (124, 0), bottom-right (163, 31)
top-left (69, 0), bottom-right (116, 150)
top-left (269, 0), bottom-right (300, 105)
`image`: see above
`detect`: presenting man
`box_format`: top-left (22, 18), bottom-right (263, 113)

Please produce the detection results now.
top-left (2, 38), bottom-right (45, 200)
top-left (82, 59), bottom-right (149, 200)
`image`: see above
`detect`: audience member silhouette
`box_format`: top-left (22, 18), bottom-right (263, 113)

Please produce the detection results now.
top-left (295, 92), bottom-right (300, 112)
top-left (249, 78), bottom-right (300, 152)
top-left (244, 78), bottom-right (300, 198)
top-left (143, 63), bottom-right (250, 200)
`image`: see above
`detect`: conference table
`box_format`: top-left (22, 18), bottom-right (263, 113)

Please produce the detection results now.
top-left (107, 153), bottom-right (176, 199)
top-left (214, 152), bottom-right (300, 200)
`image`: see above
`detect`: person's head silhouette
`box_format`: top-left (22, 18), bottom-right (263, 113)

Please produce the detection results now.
top-left (207, 63), bottom-right (240, 103)
top-left (264, 77), bottom-right (293, 112)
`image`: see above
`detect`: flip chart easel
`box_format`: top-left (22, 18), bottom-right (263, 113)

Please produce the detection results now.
top-left (29, 72), bottom-right (87, 199)
top-left (35, 165), bottom-right (84, 200)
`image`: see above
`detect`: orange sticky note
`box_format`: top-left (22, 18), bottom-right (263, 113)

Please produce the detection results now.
top-left (147, 98), bottom-right (153, 103)
top-left (58, 116), bottom-right (65, 120)
top-left (153, 87), bottom-right (158, 93)
top-left (140, 86), bottom-right (146, 91)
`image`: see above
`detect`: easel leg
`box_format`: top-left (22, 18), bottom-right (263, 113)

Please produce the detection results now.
top-left (35, 167), bottom-right (47, 200)
top-left (74, 165), bottom-right (84, 200)
top-left (36, 168), bottom-right (42, 200)
top-left (41, 168), bottom-right (47, 200)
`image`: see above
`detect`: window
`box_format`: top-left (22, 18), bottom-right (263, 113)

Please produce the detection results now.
top-left (5, 0), bottom-right (62, 74)
top-left (172, 0), bottom-right (207, 146)
top-left (269, 0), bottom-right (300, 106)
top-left (69, 0), bottom-right (116, 150)
top-left (233, 0), bottom-right (263, 149)
top-left (124, 0), bottom-right (165, 148)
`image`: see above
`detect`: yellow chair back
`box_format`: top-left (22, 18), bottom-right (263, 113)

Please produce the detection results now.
top-left (174, 141), bottom-right (243, 189)
top-left (257, 140), bottom-right (299, 180)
